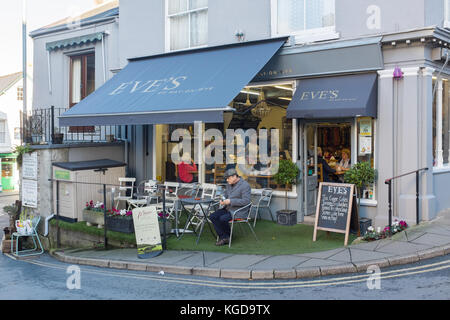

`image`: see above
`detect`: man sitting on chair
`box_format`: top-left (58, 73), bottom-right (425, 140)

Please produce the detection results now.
top-left (210, 168), bottom-right (251, 246)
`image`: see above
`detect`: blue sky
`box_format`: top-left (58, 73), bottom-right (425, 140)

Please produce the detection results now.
top-left (0, 0), bottom-right (97, 76)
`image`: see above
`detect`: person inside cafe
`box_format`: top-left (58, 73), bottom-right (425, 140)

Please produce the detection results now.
top-left (336, 148), bottom-right (351, 172)
top-left (177, 152), bottom-right (197, 183)
top-left (209, 168), bottom-right (252, 246)
top-left (317, 147), bottom-right (338, 183)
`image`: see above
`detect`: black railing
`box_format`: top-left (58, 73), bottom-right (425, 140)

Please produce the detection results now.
top-left (384, 167), bottom-right (429, 235)
top-left (26, 106), bottom-right (118, 144)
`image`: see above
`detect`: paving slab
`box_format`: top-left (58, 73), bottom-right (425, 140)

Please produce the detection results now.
top-left (410, 233), bottom-right (450, 247)
top-left (375, 240), bottom-right (432, 255)
top-left (249, 255), bottom-right (310, 270)
top-left (296, 248), bottom-right (346, 260)
top-left (171, 251), bottom-right (205, 267)
top-left (421, 225), bottom-right (450, 237)
top-left (327, 248), bottom-right (352, 263)
top-left (145, 251), bottom-right (198, 265)
top-left (404, 230), bottom-right (427, 242)
top-left (350, 241), bottom-right (384, 251)
top-left (349, 248), bottom-right (394, 263)
top-left (203, 251), bottom-right (233, 266)
top-left (295, 258), bottom-right (344, 268)
top-left (206, 254), bottom-right (269, 269)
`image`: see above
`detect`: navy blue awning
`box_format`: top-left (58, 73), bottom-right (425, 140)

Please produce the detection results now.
top-left (287, 73), bottom-right (378, 119)
top-left (60, 38), bottom-right (287, 126)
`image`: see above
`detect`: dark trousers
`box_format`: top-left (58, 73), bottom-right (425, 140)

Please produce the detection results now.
top-left (209, 208), bottom-right (232, 240)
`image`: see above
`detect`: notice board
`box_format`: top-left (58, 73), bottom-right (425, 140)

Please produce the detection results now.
top-left (313, 182), bottom-right (359, 246)
top-left (132, 206), bottom-right (163, 259)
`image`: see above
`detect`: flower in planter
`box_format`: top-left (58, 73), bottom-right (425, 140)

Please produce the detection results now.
top-left (157, 211), bottom-right (170, 221)
top-left (85, 200), bottom-right (104, 212)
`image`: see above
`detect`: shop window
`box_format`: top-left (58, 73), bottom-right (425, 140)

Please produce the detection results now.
top-left (432, 77), bottom-right (450, 167)
top-left (271, 0), bottom-right (337, 43)
top-left (69, 53), bottom-right (95, 133)
top-left (357, 117), bottom-right (376, 200)
top-left (154, 83), bottom-right (295, 192)
top-left (166, 0), bottom-right (208, 51)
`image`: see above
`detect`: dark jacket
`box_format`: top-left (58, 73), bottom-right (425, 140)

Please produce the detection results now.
top-left (318, 157), bottom-right (336, 182)
top-left (224, 178), bottom-right (252, 214)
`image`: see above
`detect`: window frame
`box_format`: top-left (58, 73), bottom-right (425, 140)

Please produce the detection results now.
top-left (165, 0), bottom-right (208, 52)
top-left (270, 0), bottom-right (339, 44)
top-left (68, 51), bottom-right (95, 133)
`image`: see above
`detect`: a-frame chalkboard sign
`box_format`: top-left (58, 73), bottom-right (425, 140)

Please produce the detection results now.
top-left (313, 182), bottom-right (360, 246)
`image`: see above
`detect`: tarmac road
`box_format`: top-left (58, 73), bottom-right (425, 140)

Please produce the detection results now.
top-left (1, 251), bottom-right (449, 300)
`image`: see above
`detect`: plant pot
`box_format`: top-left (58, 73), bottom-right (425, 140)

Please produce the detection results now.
top-left (52, 133), bottom-right (64, 144)
top-left (82, 209), bottom-right (104, 228)
top-left (106, 216), bottom-right (134, 233)
top-left (158, 220), bottom-right (172, 236)
top-left (276, 210), bottom-right (297, 226)
top-left (31, 134), bottom-right (42, 144)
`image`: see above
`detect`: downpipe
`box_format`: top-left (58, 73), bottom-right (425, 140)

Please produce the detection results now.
top-left (43, 214), bottom-right (55, 237)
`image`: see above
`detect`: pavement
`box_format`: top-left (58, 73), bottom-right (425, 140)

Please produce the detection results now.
top-left (44, 209), bottom-right (450, 280)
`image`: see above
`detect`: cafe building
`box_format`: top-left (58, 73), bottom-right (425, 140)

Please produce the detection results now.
top-left (32, 0), bottom-right (450, 229)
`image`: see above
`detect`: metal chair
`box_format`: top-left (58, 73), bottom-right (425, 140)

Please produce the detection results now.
top-left (128, 180), bottom-right (159, 208)
top-left (114, 177), bottom-right (136, 209)
top-left (228, 203), bottom-right (257, 248)
top-left (186, 183), bottom-right (219, 232)
top-left (251, 188), bottom-right (274, 227)
top-left (11, 216), bottom-right (44, 257)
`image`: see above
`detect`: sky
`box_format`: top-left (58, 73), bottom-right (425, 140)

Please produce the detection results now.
top-left (0, 0), bottom-right (98, 76)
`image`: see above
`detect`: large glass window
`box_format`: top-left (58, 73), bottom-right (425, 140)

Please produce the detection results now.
top-left (357, 117), bottom-right (376, 200)
top-left (167, 0), bottom-right (208, 51)
top-left (155, 83), bottom-right (295, 192)
top-left (274, 0), bottom-right (335, 37)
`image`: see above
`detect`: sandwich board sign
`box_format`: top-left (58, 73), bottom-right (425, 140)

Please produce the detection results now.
top-left (313, 182), bottom-right (360, 246)
top-left (132, 206), bottom-right (163, 259)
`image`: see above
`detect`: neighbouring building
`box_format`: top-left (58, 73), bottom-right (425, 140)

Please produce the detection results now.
top-left (0, 72), bottom-right (24, 191)
top-left (31, 0), bottom-right (450, 229)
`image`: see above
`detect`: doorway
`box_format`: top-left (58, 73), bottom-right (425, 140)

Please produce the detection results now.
top-left (300, 121), bottom-right (354, 216)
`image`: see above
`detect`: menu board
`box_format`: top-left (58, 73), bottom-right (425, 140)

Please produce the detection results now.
top-left (313, 182), bottom-right (358, 246)
top-left (132, 206), bottom-right (163, 259)
top-left (22, 152), bottom-right (38, 180)
top-left (22, 179), bottom-right (38, 208)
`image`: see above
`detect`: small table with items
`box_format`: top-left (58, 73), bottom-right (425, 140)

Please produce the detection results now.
top-left (178, 197), bottom-right (218, 244)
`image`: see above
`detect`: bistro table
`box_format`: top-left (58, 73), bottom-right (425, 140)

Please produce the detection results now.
top-left (178, 197), bottom-right (218, 244)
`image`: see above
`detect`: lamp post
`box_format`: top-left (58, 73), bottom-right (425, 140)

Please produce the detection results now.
top-left (22, 0), bottom-right (27, 144)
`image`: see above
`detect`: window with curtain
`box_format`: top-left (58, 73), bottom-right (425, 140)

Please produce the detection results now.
top-left (167, 0), bottom-right (208, 51)
top-left (69, 53), bottom-right (95, 133)
top-left (275, 0), bottom-right (335, 35)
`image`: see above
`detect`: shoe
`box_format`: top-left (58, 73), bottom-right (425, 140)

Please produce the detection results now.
top-left (215, 238), bottom-right (230, 246)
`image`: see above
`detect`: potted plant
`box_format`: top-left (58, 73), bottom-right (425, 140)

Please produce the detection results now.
top-left (82, 200), bottom-right (105, 228)
top-left (30, 116), bottom-right (43, 144)
top-left (13, 145), bottom-right (33, 168)
top-left (273, 159), bottom-right (300, 225)
top-left (105, 208), bottom-right (135, 234)
top-left (157, 211), bottom-right (172, 236)
top-left (344, 161), bottom-right (377, 214)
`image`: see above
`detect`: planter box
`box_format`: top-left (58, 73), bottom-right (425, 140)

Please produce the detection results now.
top-left (276, 210), bottom-right (297, 226)
top-left (82, 209), bottom-right (104, 228)
top-left (158, 220), bottom-right (172, 236)
top-left (106, 216), bottom-right (134, 234)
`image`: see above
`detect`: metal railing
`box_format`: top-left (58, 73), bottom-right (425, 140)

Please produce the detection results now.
top-left (26, 106), bottom-right (118, 144)
top-left (384, 167), bottom-right (429, 235)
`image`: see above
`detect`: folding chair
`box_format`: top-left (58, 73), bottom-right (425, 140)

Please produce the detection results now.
top-left (114, 177), bottom-right (136, 209)
top-left (251, 188), bottom-right (274, 227)
top-left (228, 203), bottom-right (257, 248)
top-left (128, 180), bottom-right (160, 208)
top-left (185, 183), bottom-right (218, 232)
top-left (11, 216), bottom-right (44, 257)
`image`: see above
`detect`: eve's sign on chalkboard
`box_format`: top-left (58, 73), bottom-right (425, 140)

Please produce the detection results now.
top-left (313, 183), bottom-right (359, 246)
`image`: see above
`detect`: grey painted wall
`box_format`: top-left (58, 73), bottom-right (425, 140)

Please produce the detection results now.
top-left (32, 20), bottom-right (120, 111)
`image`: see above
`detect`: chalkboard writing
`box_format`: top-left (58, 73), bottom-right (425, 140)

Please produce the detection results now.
top-left (313, 183), bottom-right (357, 246)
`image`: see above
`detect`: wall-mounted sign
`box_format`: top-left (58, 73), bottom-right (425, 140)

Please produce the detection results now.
top-left (22, 152), bottom-right (38, 180)
top-left (132, 206), bottom-right (162, 259)
top-left (359, 136), bottom-right (372, 155)
top-left (22, 179), bottom-right (38, 208)
top-left (359, 117), bottom-right (372, 136)
top-left (54, 170), bottom-right (71, 180)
